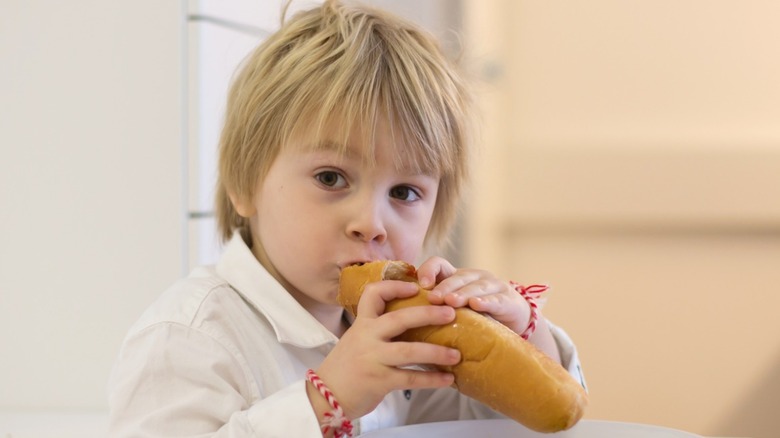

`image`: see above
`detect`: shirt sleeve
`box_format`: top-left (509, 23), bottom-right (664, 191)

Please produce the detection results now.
top-left (547, 320), bottom-right (588, 392)
top-left (108, 322), bottom-right (322, 438)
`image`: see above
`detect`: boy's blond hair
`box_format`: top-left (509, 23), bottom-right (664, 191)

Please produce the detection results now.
top-left (216, 0), bottom-right (473, 250)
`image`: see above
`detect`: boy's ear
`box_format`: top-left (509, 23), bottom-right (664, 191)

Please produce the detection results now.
top-left (228, 191), bottom-right (257, 218)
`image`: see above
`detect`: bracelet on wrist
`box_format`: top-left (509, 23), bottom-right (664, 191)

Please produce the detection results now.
top-left (306, 369), bottom-right (354, 438)
top-left (510, 282), bottom-right (549, 340)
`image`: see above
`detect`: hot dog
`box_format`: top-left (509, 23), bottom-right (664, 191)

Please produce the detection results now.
top-left (338, 260), bottom-right (588, 433)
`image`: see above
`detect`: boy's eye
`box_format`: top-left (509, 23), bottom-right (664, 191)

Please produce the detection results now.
top-left (390, 185), bottom-right (421, 202)
top-left (315, 171), bottom-right (347, 188)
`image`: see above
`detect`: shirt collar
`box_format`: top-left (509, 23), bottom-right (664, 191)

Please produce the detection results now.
top-left (216, 232), bottom-right (339, 348)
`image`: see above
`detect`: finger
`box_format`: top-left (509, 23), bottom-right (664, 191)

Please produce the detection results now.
top-left (389, 367), bottom-right (456, 391)
top-left (428, 270), bottom-right (493, 306)
top-left (465, 290), bottom-right (531, 332)
top-left (376, 303), bottom-right (457, 340)
top-left (382, 341), bottom-right (461, 368)
top-left (416, 256), bottom-right (457, 289)
top-left (357, 280), bottom-right (420, 318)
top-left (432, 269), bottom-right (487, 294)
top-left (466, 292), bottom-right (517, 314)
top-left (439, 278), bottom-right (507, 307)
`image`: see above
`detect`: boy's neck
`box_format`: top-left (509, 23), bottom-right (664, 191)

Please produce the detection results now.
top-left (306, 303), bottom-right (350, 338)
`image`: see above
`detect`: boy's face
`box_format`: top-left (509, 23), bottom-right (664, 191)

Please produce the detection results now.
top-left (235, 119), bottom-right (439, 310)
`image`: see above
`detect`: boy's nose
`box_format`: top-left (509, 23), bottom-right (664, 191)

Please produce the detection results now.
top-left (346, 200), bottom-right (387, 244)
top-left (350, 226), bottom-right (387, 244)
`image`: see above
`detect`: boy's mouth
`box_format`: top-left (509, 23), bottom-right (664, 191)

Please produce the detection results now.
top-left (339, 260), bottom-right (370, 270)
top-left (339, 253), bottom-right (389, 270)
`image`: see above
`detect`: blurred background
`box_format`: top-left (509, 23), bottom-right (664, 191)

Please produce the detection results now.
top-left (1, 1), bottom-right (778, 437)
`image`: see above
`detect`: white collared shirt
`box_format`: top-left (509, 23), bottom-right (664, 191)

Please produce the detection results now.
top-left (108, 233), bottom-right (586, 437)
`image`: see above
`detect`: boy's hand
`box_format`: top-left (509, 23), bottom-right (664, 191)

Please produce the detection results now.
top-left (417, 256), bottom-right (533, 336)
top-left (315, 279), bottom-right (461, 420)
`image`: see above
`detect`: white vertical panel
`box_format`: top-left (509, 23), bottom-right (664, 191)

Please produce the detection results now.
top-left (187, 20), bottom-right (263, 269)
top-left (197, 0), bottom-right (314, 32)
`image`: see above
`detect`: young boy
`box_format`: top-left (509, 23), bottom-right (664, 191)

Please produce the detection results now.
top-left (108, 1), bottom-right (585, 436)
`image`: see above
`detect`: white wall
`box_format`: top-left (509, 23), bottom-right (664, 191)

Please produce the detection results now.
top-left (0, 1), bottom-right (183, 415)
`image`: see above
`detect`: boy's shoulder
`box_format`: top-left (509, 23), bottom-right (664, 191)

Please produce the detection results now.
top-left (127, 266), bottom-right (231, 336)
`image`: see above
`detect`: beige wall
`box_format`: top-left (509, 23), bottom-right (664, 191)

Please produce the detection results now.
top-left (463, 2), bottom-right (780, 438)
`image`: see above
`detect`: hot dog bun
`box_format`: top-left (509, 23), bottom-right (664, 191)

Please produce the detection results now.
top-left (338, 260), bottom-right (588, 433)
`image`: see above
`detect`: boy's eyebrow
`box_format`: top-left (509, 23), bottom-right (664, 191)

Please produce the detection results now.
top-left (306, 139), bottom-right (439, 177)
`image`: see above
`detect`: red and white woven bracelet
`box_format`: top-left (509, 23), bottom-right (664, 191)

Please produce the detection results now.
top-left (306, 369), bottom-right (354, 438)
top-left (510, 282), bottom-right (549, 340)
